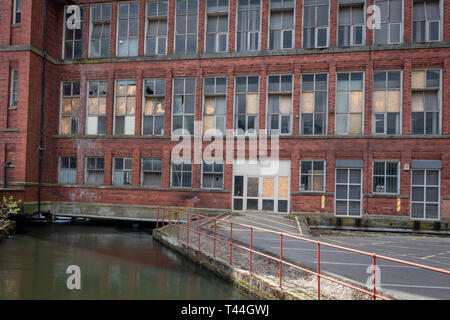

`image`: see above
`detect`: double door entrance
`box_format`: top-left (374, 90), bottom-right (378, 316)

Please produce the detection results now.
top-left (233, 160), bottom-right (290, 213)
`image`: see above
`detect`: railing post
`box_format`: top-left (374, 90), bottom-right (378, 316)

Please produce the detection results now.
top-left (280, 234), bottom-right (283, 288)
top-left (177, 211), bottom-right (180, 241)
top-left (249, 227), bottom-right (253, 273)
top-left (317, 242), bottom-right (321, 300)
top-left (198, 216), bottom-right (201, 251)
top-left (156, 207), bottom-right (159, 229)
top-left (213, 219), bottom-right (216, 258)
top-left (187, 213), bottom-right (189, 246)
top-left (372, 254), bottom-right (377, 300)
top-left (230, 223), bottom-right (233, 265)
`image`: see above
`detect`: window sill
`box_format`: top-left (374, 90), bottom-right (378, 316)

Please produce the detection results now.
top-left (292, 191), bottom-right (333, 196)
top-left (4, 128), bottom-right (18, 132)
top-left (11, 24), bottom-right (21, 28)
top-left (364, 193), bottom-right (409, 199)
top-left (8, 106), bottom-right (17, 110)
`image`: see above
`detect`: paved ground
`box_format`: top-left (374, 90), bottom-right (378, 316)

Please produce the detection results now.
top-left (216, 212), bottom-right (450, 300)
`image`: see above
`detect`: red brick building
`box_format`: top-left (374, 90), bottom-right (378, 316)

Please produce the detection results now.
top-left (0, 0), bottom-right (449, 229)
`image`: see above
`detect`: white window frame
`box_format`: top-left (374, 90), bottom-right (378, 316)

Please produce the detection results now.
top-left (372, 70), bottom-right (403, 135)
top-left (142, 78), bottom-right (166, 136)
top-left (372, 160), bottom-right (400, 194)
top-left (89, 3), bottom-right (112, 58)
top-left (141, 158), bottom-right (163, 187)
top-left (233, 75), bottom-right (259, 136)
top-left (112, 157), bottom-right (133, 185)
top-left (300, 72), bottom-right (328, 135)
top-left (171, 160), bottom-right (193, 188)
top-left (299, 160), bottom-right (326, 193)
top-left (268, 0), bottom-right (296, 50)
top-left (410, 169), bottom-right (441, 220)
top-left (335, 71), bottom-right (365, 135)
top-left (145, 0), bottom-right (169, 56)
top-left (86, 80), bottom-right (108, 135)
top-left (116, 1), bottom-right (139, 57)
top-left (13, 0), bottom-right (22, 25)
top-left (334, 167), bottom-right (363, 217)
top-left (235, 0), bottom-right (262, 52)
top-left (202, 76), bottom-right (227, 136)
top-left (302, 0), bottom-right (330, 48)
top-left (266, 74), bottom-right (293, 136)
top-left (412, 0), bottom-right (442, 43)
top-left (204, 0), bottom-right (230, 53)
top-left (58, 156), bottom-right (77, 184)
top-left (174, 0), bottom-right (199, 54)
top-left (59, 81), bottom-right (81, 135)
top-left (337, 2), bottom-right (366, 47)
top-left (172, 77), bottom-right (196, 136)
top-left (84, 157), bottom-right (105, 185)
top-left (9, 68), bottom-right (18, 108)
top-left (113, 79), bottom-right (136, 136)
top-left (201, 159), bottom-right (224, 189)
top-left (373, 0), bottom-right (404, 45)
top-left (62, 5), bottom-right (84, 59)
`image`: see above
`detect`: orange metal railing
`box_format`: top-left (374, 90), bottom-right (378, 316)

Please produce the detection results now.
top-left (155, 207), bottom-right (450, 300)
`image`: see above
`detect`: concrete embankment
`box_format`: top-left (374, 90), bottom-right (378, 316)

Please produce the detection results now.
top-left (153, 228), bottom-right (382, 300)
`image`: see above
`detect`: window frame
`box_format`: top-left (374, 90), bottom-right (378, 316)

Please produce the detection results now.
top-left (337, 2), bottom-right (366, 47)
top-left (233, 75), bottom-right (260, 136)
top-left (172, 77), bottom-right (196, 136)
top-left (84, 156), bottom-right (105, 185)
top-left (372, 160), bottom-right (400, 195)
top-left (300, 72), bottom-right (328, 135)
top-left (299, 160), bottom-right (326, 193)
top-left (174, 0), bottom-right (199, 54)
top-left (145, 0), bottom-right (169, 56)
top-left (112, 157), bottom-right (133, 185)
top-left (335, 71), bottom-right (365, 135)
top-left (13, 0), bottom-right (22, 25)
top-left (89, 3), bottom-right (112, 58)
top-left (268, 0), bottom-right (296, 50)
top-left (204, 0), bottom-right (230, 53)
top-left (235, 0), bottom-right (262, 52)
top-left (142, 78), bottom-right (166, 136)
top-left (9, 68), bottom-right (18, 108)
top-left (372, 70), bottom-right (403, 135)
top-left (171, 159), bottom-right (193, 188)
top-left (86, 80), bottom-right (108, 135)
top-left (62, 5), bottom-right (84, 60)
top-left (412, 0), bottom-right (442, 43)
top-left (201, 159), bottom-right (224, 190)
top-left (59, 81), bottom-right (81, 135)
top-left (410, 68), bottom-right (442, 135)
top-left (113, 79), bottom-right (137, 135)
top-left (58, 156), bottom-right (77, 184)
top-left (266, 74), bottom-right (293, 136)
top-left (373, 0), bottom-right (404, 45)
top-left (141, 158), bottom-right (163, 187)
top-left (302, 0), bottom-right (330, 49)
top-left (202, 76), bottom-right (227, 136)
top-left (116, 1), bottom-right (140, 57)
top-left (410, 168), bottom-right (441, 220)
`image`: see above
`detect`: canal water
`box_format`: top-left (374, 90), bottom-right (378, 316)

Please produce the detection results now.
top-left (0, 223), bottom-right (252, 300)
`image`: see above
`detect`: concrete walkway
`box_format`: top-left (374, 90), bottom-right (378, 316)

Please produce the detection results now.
top-left (217, 212), bottom-right (450, 300)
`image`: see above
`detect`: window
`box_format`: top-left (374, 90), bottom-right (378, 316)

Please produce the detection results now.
top-left (173, 78), bottom-right (195, 135)
top-left (303, 0), bottom-right (329, 48)
top-left (336, 72), bottom-right (363, 135)
top-left (13, 0), bottom-right (21, 24)
top-left (115, 80), bottom-right (136, 135)
top-left (374, 0), bottom-right (402, 44)
top-left (413, 0), bottom-right (441, 42)
top-left (267, 75), bottom-right (292, 135)
top-left (373, 71), bottom-right (401, 135)
top-left (202, 160), bottom-right (224, 189)
top-left (300, 160), bottom-right (325, 192)
top-left (411, 69), bottom-right (441, 135)
top-left (206, 0), bottom-right (229, 53)
top-left (117, 2), bottom-right (139, 57)
top-left (85, 157), bottom-right (104, 184)
top-left (301, 73), bottom-right (327, 135)
top-left (335, 168), bottom-right (362, 216)
top-left (203, 77), bottom-right (227, 135)
top-left (338, 1), bottom-right (364, 46)
top-left (373, 161), bottom-right (399, 193)
top-left (60, 81), bottom-right (80, 135)
top-left (113, 158), bottom-right (132, 185)
top-left (234, 76), bottom-right (259, 134)
top-left (143, 79), bottom-right (165, 135)
top-left (87, 80), bottom-right (108, 135)
top-left (90, 3), bottom-right (111, 57)
top-left (9, 69), bottom-right (18, 107)
top-left (269, 0), bottom-right (294, 50)
top-left (59, 157), bottom-right (76, 184)
top-left (411, 169), bottom-right (440, 220)
top-left (63, 6), bottom-right (83, 59)
top-left (142, 158), bottom-right (162, 187)
top-left (236, 0), bottom-right (261, 51)
top-left (175, 0), bottom-right (198, 54)
top-left (146, 0), bottom-right (168, 55)
top-left (171, 160), bottom-right (192, 187)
